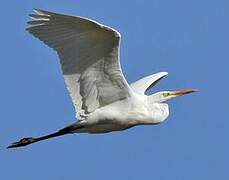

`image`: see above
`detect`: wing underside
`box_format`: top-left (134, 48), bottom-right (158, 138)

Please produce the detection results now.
top-left (27, 9), bottom-right (132, 119)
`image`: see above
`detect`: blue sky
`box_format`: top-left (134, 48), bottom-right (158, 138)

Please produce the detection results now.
top-left (1, 0), bottom-right (228, 179)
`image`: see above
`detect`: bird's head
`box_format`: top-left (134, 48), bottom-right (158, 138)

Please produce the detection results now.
top-left (150, 89), bottom-right (198, 103)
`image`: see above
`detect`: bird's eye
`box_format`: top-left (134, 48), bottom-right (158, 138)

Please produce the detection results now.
top-left (163, 93), bottom-right (170, 97)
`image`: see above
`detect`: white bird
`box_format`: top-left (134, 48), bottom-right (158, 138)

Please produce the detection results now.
top-left (8, 9), bottom-right (197, 148)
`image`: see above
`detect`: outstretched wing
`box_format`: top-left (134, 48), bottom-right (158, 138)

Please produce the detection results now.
top-left (130, 72), bottom-right (168, 94)
top-left (27, 9), bottom-right (132, 119)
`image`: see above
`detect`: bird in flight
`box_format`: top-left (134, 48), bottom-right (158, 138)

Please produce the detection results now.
top-left (8, 9), bottom-right (197, 148)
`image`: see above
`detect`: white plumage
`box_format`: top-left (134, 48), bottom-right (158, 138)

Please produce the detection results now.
top-left (27, 9), bottom-right (130, 119)
top-left (8, 9), bottom-right (197, 148)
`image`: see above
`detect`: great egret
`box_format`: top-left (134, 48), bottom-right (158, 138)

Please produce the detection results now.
top-left (8, 9), bottom-right (197, 149)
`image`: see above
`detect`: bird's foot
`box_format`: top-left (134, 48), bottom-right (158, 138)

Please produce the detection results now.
top-left (7, 137), bottom-right (36, 149)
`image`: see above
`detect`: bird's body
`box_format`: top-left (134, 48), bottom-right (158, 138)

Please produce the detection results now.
top-left (8, 9), bottom-right (197, 148)
top-left (72, 94), bottom-right (169, 134)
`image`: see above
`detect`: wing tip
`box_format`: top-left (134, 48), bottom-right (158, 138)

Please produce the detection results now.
top-left (27, 9), bottom-right (51, 29)
top-left (156, 71), bottom-right (168, 76)
top-left (32, 8), bottom-right (51, 16)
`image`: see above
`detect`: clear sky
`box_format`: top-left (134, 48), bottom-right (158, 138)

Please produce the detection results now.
top-left (1, 0), bottom-right (228, 179)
